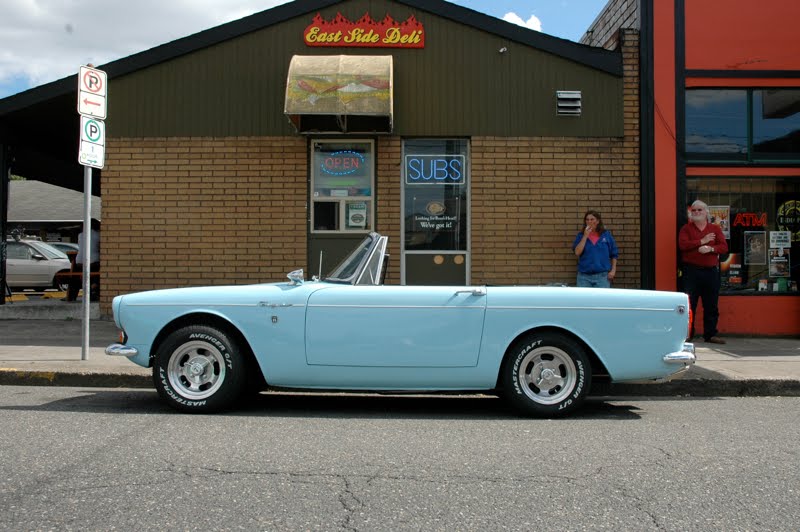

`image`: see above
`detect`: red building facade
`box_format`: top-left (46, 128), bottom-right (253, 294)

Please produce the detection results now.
top-left (587, 0), bottom-right (800, 335)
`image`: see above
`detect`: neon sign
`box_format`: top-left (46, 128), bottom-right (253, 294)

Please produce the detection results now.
top-left (304, 12), bottom-right (425, 48)
top-left (321, 150), bottom-right (365, 176)
top-left (732, 212), bottom-right (767, 227)
top-left (405, 155), bottom-right (465, 185)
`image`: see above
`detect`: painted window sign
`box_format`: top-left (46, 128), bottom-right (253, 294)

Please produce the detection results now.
top-left (321, 150), bottom-right (365, 176)
top-left (304, 12), bottom-right (424, 48)
top-left (405, 155), bottom-right (465, 185)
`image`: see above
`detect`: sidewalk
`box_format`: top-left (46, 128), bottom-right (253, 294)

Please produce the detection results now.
top-left (0, 318), bottom-right (798, 396)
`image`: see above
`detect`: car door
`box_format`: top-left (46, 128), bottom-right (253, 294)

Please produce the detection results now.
top-left (6, 242), bottom-right (46, 286)
top-left (305, 285), bottom-right (487, 367)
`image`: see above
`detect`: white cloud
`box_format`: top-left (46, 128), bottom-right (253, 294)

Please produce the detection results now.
top-left (502, 12), bottom-right (542, 32)
top-left (0, 0), bottom-right (290, 92)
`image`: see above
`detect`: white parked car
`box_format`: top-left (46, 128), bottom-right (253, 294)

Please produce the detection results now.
top-left (5, 239), bottom-right (72, 290)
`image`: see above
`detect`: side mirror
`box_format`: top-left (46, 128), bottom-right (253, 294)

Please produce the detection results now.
top-left (31, 253), bottom-right (46, 261)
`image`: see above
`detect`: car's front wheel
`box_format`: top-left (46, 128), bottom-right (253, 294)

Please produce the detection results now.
top-left (153, 325), bottom-right (246, 413)
top-left (501, 332), bottom-right (591, 417)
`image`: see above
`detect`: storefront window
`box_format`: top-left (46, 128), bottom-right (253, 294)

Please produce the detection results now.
top-left (686, 88), bottom-right (800, 163)
top-left (753, 89), bottom-right (800, 160)
top-left (402, 139), bottom-right (468, 251)
top-left (311, 140), bottom-right (374, 232)
top-left (686, 177), bottom-right (800, 294)
top-left (685, 90), bottom-right (748, 161)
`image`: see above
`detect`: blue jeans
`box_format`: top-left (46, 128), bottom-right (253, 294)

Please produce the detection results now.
top-left (577, 271), bottom-right (610, 288)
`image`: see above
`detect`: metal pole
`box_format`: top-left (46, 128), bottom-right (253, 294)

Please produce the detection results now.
top-left (0, 145), bottom-right (8, 306)
top-left (81, 164), bottom-right (92, 361)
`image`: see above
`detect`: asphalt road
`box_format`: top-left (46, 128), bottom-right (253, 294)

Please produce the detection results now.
top-left (1, 386), bottom-right (798, 531)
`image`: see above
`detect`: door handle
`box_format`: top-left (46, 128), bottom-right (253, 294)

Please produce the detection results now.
top-left (454, 289), bottom-right (486, 296)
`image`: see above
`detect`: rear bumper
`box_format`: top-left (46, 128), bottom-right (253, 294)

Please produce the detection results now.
top-left (663, 342), bottom-right (696, 365)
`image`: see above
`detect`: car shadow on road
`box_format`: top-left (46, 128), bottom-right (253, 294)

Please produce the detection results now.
top-left (0, 388), bottom-right (648, 420)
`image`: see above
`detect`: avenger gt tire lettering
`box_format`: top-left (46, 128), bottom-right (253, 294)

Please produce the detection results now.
top-left (153, 325), bottom-right (246, 413)
top-left (501, 332), bottom-right (591, 417)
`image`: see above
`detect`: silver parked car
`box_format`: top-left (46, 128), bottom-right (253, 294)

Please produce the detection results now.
top-left (46, 241), bottom-right (80, 254)
top-left (5, 239), bottom-right (72, 290)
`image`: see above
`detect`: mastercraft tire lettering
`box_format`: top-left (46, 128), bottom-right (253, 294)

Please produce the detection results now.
top-left (501, 332), bottom-right (591, 417)
top-left (153, 325), bottom-right (246, 413)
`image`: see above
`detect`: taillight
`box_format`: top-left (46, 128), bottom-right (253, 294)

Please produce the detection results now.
top-left (687, 308), bottom-right (693, 340)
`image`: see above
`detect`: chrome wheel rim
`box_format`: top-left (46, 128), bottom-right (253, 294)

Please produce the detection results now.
top-left (517, 346), bottom-right (577, 405)
top-left (167, 340), bottom-right (226, 400)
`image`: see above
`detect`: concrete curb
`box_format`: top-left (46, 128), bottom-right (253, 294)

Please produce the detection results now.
top-left (0, 370), bottom-right (150, 388)
top-left (2, 370), bottom-right (800, 397)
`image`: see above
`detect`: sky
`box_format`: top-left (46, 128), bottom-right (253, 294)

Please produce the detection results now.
top-left (0, 0), bottom-right (609, 100)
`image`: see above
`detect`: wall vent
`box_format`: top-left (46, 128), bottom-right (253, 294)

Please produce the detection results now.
top-left (556, 90), bottom-right (582, 116)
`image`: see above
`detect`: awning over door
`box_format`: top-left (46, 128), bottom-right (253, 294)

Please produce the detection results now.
top-left (285, 55), bottom-right (393, 134)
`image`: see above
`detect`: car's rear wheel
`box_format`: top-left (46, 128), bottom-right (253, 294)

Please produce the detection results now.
top-left (501, 332), bottom-right (591, 417)
top-left (153, 325), bottom-right (246, 413)
top-left (54, 271), bottom-right (70, 292)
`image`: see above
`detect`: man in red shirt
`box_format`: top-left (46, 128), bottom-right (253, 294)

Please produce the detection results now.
top-left (678, 200), bottom-right (729, 344)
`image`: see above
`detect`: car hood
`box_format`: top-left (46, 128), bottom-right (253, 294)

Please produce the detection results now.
top-left (114, 281), bottom-right (310, 308)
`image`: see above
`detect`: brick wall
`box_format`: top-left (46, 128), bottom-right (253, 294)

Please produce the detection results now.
top-left (580, 0), bottom-right (640, 50)
top-left (375, 136), bottom-right (402, 285)
top-left (472, 30), bottom-right (641, 288)
top-left (101, 136), bottom-right (307, 311)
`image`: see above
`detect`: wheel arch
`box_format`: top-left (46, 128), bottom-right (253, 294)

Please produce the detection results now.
top-left (150, 312), bottom-right (267, 388)
top-left (494, 325), bottom-right (610, 389)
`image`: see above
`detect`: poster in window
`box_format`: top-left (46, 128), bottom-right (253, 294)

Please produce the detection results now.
top-left (769, 230), bottom-right (791, 248)
top-left (768, 248), bottom-right (790, 278)
top-left (720, 252), bottom-right (743, 289)
top-left (744, 231), bottom-right (767, 265)
top-left (708, 205), bottom-right (730, 239)
top-left (346, 202), bottom-right (367, 229)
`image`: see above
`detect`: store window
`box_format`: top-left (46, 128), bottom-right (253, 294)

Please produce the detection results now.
top-left (686, 177), bottom-right (799, 294)
top-left (403, 139), bottom-right (468, 252)
top-left (311, 139), bottom-right (374, 232)
top-left (753, 89), bottom-right (800, 160)
top-left (685, 89), bottom-right (747, 160)
top-left (686, 88), bottom-right (800, 163)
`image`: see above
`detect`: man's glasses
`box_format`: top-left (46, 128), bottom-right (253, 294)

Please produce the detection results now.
top-left (691, 208), bottom-right (705, 212)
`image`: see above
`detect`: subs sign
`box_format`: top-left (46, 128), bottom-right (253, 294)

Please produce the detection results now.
top-left (405, 155), bottom-right (465, 185)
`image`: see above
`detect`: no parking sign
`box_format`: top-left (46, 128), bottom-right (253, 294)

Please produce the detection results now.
top-left (77, 65), bottom-right (107, 168)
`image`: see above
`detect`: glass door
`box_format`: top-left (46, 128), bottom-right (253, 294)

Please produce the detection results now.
top-left (401, 139), bottom-right (470, 285)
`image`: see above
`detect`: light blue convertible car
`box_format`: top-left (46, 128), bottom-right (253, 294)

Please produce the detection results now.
top-left (107, 232), bottom-right (695, 417)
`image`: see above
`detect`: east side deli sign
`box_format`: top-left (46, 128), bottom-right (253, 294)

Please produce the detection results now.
top-left (304, 12), bottom-right (424, 48)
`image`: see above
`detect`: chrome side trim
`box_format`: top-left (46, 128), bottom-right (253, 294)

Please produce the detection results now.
top-left (105, 344), bottom-right (139, 357)
top-left (126, 303), bottom-right (260, 307)
top-left (307, 305), bottom-right (485, 309)
top-left (663, 343), bottom-right (696, 364)
top-left (491, 306), bottom-right (676, 312)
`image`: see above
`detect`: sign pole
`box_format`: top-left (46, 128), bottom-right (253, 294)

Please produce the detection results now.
top-left (81, 164), bottom-right (92, 360)
top-left (76, 64), bottom-right (107, 361)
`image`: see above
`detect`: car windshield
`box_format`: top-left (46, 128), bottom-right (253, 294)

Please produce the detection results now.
top-left (28, 241), bottom-right (68, 259)
top-left (323, 233), bottom-right (377, 283)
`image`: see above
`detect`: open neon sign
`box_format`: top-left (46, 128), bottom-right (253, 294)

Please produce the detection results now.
top-left (405, 155), bottom-right (465, 185)
top-left (320, 150), bottom-right (365, 176)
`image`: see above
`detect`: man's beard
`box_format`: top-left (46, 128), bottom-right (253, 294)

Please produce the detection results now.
top-left (691, 213), bottom-right (707, 223)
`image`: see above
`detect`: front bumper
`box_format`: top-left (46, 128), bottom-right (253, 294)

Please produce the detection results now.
top-left (105, 343), bottom-right (139, 357)
top-left (663, 342), bottom-right (696, 365)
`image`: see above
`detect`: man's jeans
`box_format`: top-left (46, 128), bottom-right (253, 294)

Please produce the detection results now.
top-left (577, 271), bottom-right (610, 288)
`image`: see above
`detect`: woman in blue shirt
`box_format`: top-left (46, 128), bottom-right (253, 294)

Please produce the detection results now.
top-left (572, 210), bottom-right (618, 288)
